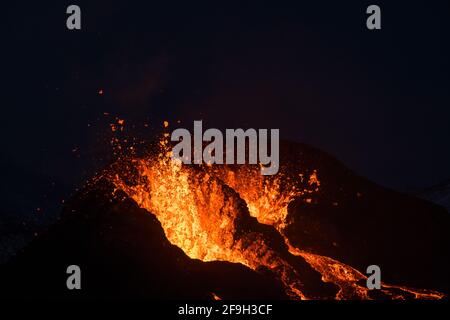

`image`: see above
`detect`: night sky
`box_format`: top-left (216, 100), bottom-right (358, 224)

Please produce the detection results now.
top-left (2, 1), bottom-right (450, 231)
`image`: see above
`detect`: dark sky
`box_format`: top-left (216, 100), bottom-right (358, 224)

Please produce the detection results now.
top-left (2, 1), bottom-right (450, 221)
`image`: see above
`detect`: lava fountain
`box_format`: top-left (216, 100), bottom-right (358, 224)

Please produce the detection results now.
top-left (107, 135), bottom-right (445, 300)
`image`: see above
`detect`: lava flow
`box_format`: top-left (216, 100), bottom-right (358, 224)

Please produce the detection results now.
top-left (107, 135), bottom-right (445, 300)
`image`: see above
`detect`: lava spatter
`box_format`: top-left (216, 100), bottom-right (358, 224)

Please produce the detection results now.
top-left (107, 136), bottom-right (445, 300)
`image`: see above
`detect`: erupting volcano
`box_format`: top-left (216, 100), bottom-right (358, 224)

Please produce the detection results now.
top-left (106, 134), bottom-right (447, 300)
top-left (1, 132), bottom-right (449, 300)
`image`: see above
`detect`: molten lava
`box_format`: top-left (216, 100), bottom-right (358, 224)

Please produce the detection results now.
top-left (108, 135), bottom-right (445, 300)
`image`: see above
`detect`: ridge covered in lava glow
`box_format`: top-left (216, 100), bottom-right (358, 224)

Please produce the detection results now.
top-left (107, 134), bottom-right (445, 300)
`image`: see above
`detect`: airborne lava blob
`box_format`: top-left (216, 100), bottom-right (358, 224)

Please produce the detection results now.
top-left (108, 135), bottom-right (445, 300)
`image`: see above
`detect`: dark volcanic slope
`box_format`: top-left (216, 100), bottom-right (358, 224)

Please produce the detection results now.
top-left (1, 140), bottom-right (449, 299)
top-left (418, 179), bottom-right (450, 213)
top-left (278, 141), bottom-right (450, 294)
top-left (0, 178), bottom-right (287, 300)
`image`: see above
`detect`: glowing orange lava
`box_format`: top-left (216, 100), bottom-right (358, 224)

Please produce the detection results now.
top-left (108, 135), bottom-right (445, 300)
